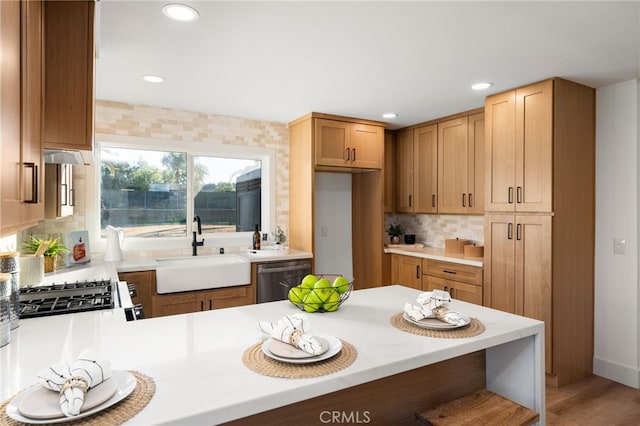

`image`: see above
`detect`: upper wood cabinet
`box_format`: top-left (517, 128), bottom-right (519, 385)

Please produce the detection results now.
top-left (43, 0), bottom-right (95, 153)
top-left (396, 125), bottom-right (438, 213)
top-left (288, 112), bottom-right (385, 289)
top-left (383, 131), bottom-right (395, 213)
top-left (437, 112), bottom-right (485, 214)
top-left (1, 0), bottom-right (45, 236)
top-left (314, 118), bottom-right (383, 170)
top-left (485, 80), bottom-right (552, 212)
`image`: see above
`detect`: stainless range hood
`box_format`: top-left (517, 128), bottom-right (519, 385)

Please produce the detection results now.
top-left (43, 149), bottom-right (93, 165)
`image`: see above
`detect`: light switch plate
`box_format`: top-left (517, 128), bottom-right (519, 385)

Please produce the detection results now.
top-left (613, 238), bottom-right (626, 255)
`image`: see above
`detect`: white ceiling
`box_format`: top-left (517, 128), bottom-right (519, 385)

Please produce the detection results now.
top-left (96, 1), bottom-right (640, 129)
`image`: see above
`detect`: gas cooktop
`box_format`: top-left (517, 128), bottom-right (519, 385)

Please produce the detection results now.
top-left (19, 279), bottom-right (114, 319)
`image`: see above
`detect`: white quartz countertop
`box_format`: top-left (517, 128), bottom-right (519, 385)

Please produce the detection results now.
top-left (1, 285), bottom-right (542, 425)
top-left (384, 246), bottom-right (484, 267)
top-left (116, 248), bottom-right (313, 273)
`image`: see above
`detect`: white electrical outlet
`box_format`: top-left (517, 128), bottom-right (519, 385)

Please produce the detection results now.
top-left (613, 238), bottom-right (626, 255)
top-left (321, 226), bottom-right (328, 237)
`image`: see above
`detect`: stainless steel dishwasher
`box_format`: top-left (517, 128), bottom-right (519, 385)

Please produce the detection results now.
top-left (256, 259), bottom-right (312, 303)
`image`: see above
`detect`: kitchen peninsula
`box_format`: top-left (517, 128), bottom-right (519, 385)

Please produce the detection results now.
top-left (0, 285), bottom-right (544, 425)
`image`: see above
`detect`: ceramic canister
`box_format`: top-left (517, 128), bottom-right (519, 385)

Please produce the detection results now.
top-left (0, 252), bottom-right (20, 329)
top-left (0, 272), bottom-right (11, 347)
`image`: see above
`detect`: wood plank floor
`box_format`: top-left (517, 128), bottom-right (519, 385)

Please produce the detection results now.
top-left (546, 375), bottom-right (640, 425)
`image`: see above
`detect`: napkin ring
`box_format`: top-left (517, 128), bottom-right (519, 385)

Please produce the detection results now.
top-left (60, 376), bottom-right (89, 396)
top-left (288, 328), bottom-right (303, 347)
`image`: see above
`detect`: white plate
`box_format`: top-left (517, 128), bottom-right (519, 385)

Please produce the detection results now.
top-left (18, 377), bottom-right (118, 419)
top-left (6, 370), bottom-right (136, 424)
top-left (262, 333), bottom-right (342, 364)
top-left (403, 312), bottom-right (471, 330)
top-left (267, 336), bottom-right (330, 359)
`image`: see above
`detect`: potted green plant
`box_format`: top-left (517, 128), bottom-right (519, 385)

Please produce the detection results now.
top-left (387, 223), bottom-right (405, 244)
top-left (22, 236), bottom-right (68, 273)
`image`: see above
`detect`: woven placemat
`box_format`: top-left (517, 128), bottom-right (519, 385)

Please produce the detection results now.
top-left (0, 370), bottom-right (155, 425)
top-left (243, 340), bottom-right (357, 379)
top-left (390, 312), bottom-right (485, 338)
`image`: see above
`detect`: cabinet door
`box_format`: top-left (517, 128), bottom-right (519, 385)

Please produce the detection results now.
top-left (438, 117), bottom-right (468, 214)
top-left (395, 129), bottom-right (414, 213)
top-left (483, 214), bottom-right (516, 311)
top-left (211, 285), bottom-right (254, 309)
top-left (44, 0), bottom-right (94, 151)
top-left (423, 276), bottom-right (483, 306)
top-left (515, 80), bottom-right (553, 212)
top-left (414, 124), bottom-right (438, 213)
top-left (383, 132), bottom-right (395, 213)
top-left (516, 214), bottom-right (552, 373)
top-left (467, 112), bottom-right (485, 214)
top-left (314, 119), bottom-right (350, 167)
top-left (350, 123), bottom-right (383, 169)
top-left (391, 254), bottom-right (422, 290)
top-left (485, 90), bottom-right (516, 212)
top-left (1, 0), bottom-right (44, 236)
top-left (152, 292), bottom-right (204, 317)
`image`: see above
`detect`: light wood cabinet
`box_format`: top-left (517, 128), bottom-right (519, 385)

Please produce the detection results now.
top-left (484, 214), bottom-right (551, 371)
top-left (118, 270), bottom-right (156, 319)
top-left (314, 118), bottom-right (383, 169)
top-left (483, 78), bottom-right (595, 387)
top-left (43, 0), bottom-right (94, 153)
top-left (485, 80), bottom-right (552, 212)
top-left (390, 254), bottom-right (422, 290)
top-left (390, 254), bottom-right (484, 305)
top-left (119, 270), bottom-right (254, 318)
top-left (289, 112), bottom-right (384, 289)
top-left (44, 163), bottom-right (74, 218)
top-left (396, 125), bottom-right (437, 213)
top-left (437, 113), bottom-right (485, 214)
top-left (152, 285), bottom-right (253, 318)
top-left (1, 0), bottom-right (45, 237)
top-left (383, 131), bottom-right (394, 213)
top-left (422, 259), bottom-right (483, 305)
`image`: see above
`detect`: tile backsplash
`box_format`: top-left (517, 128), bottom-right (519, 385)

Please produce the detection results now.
top-left (384, 214), bottom-right (484, 248)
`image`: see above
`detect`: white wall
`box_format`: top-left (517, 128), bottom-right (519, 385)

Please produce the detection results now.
top-left (314, 172), bottom-right (353, 280)
top-left (594, 78), bottom-right (640, 388)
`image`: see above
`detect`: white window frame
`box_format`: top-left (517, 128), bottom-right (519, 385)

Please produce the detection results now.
top-left (87, 134), bottom-right (276, 253)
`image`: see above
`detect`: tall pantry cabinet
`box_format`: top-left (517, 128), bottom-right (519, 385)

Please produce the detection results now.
top-left (483, 78), bottom-right (595, 387)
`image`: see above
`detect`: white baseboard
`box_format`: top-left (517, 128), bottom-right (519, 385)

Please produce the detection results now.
top-left (593, 357), bottom-right (640, 388)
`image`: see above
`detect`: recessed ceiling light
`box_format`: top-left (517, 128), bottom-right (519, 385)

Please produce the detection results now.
top-left (162, 4), bottom-right (199, 22)
top-left (382, 113), bottom-right (398, 119)
top-left (142, 75), bottom-right (164, 83)
top-left (471, 82), bottom-right (493, 90)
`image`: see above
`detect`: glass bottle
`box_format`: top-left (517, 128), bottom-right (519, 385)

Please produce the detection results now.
top-left (253, 224), bottom-right (261, 250)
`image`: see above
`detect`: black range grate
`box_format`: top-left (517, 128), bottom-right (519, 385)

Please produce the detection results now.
top-left (19, 279), bottom-right (114, 318)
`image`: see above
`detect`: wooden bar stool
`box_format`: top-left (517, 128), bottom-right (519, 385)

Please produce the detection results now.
top-left (415, 389), bottom-right (539, 426)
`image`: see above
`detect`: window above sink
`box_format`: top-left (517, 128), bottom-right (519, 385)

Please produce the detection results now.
top-left (86, 136), bottom-right (276, 252)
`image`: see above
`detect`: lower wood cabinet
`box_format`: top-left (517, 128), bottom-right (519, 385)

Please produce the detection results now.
top-left (390, 254), bottom-right (483, 305)
top-left (119, 270), bottom-right (254, 318)
top-left (118, 270), bottom-right (156, 318)
top-left (152, 284), bottom-right (253, 318)
top-left (390, 254), bottom-right (422, 290)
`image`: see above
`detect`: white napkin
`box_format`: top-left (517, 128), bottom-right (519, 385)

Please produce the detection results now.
top-left (37, 349), bottom-right (112, 417)
top-left (404, 290), bottom-right (467, 326)
top-left (257, 313), bottom-right (324, 355)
